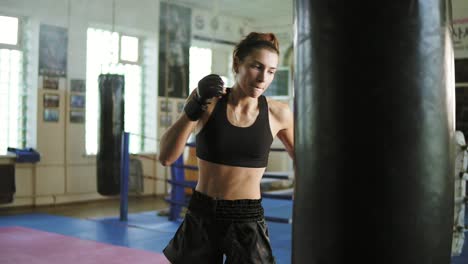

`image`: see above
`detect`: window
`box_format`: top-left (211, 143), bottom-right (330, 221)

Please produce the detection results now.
top-left (86, 28), bottom-right (154, 154)
top-left (189, 46), bottom-right (212, 93)
top-left (0, 15), bottom-right (28, 155)
top-left (189, 45), bottom-right (234, 90)
top-left (262, 67), bottom-right (291, 98)
top-left (0, 16), bottom-right (19, 47)
top-left (120, 35), bottom-right (139, 63)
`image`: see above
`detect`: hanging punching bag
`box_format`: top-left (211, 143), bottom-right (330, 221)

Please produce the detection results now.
top-left (293, 0), bottom-right (455, 263)
top-left (97, 74), bottom-right (125, 196)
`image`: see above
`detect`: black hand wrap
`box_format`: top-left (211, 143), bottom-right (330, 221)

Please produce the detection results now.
top-left (183, 74), bottom-right (224, 121)
top-left (184, 93), bottom-right (207, 121)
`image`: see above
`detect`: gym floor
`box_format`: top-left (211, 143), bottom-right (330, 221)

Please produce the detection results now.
top-left (0, 196), bottom-right (466, 264)
top-left (0, 196), bottom-right (293, 263)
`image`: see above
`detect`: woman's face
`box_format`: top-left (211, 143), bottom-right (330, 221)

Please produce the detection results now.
top-left (235, 48), bottom-right (279, 98)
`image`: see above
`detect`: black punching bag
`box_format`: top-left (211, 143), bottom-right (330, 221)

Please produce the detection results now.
top-left (293, 0), bottom-right (455, 263)
top-left (97, 74), bottom-right (125, 196)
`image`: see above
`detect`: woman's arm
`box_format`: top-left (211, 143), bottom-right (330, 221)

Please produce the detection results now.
top-left (158, 74), bottom-right (225, 166)
top-left (158, 112), bottom-right (198, 166)
top-left (275, 103), bottom-right (294, 161)
top-left (277, 127), bottom-right (294, 160)
top-left (158, 90), bottom-right (199, 166)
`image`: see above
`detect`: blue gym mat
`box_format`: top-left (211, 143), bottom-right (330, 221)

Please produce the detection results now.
top-left (93, 198), bottom-right (293, 263)
top-left (0, 213), bottom-right (174, 253)
top-left (0, 198), bottom-right (466, 264)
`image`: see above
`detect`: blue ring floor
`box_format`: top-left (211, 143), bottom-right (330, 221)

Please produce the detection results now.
top-left (0, 198), bottom-right (466, 264)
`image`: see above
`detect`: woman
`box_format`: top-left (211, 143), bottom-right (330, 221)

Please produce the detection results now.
top-left (159, 32), bottom-right (294, 264)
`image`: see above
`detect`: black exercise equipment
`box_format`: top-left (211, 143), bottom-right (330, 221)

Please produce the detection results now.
top-left (293, 0), bottom-right (455, 263)
top-left (97, 74), bottom-right (125, 196)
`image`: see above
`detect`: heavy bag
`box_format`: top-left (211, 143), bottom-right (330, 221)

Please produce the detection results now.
top-left (293, 0), bottom-right (455, 263)
top-left (97, 74), bottom-right (125, 196)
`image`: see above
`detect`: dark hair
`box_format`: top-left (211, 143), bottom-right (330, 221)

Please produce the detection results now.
top-left (232, 32), bottom-right (280, 70)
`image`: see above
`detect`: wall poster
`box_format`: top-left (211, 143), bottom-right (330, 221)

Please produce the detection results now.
top-left (39, 24), bottom-right (68, 77)
top-left (158, 2), bottom-right (191, 99)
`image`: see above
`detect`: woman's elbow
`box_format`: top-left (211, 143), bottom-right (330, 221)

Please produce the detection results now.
top-left (158, 154), bottom-right (173, 167)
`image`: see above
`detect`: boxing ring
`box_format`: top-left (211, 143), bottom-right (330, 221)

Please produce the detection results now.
top-left (116, 131), bottom-right (466, 262)
top-left (105, 1), bottom-right (463, 261)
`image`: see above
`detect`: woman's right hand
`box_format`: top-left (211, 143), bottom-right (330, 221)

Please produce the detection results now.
top-left (184, 74), bottom-right (225, 121)
top-left (196, 74), bottom-right (225, 104)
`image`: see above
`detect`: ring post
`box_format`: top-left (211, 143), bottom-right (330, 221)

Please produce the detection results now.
top-left (120, 132), bottom-right (130, 221)
top-left (169, 155), bottom-right (185, 221)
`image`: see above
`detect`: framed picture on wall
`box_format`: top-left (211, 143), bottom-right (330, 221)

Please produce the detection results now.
top-left (160, 100), bottom-right (173, 112)
top-left (43, 76), bottom-right (59, 89)
top-left (38, 24), bottom-right (68, 77)
top-left (70, 79), bottom-right (86, 92)
top-left (70, 110), bottom-right (85, 123)
top-left (70, 94), bottom-right (86, 109)
top-left (43, 93), bottom-right (59, 108)
top-left (158, 2), bottom-right (191, 98)
top-left (43, 108), bottom-right (59, 122)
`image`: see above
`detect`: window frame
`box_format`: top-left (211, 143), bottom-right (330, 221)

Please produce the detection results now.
top-left (118, 33), bottom-right (142, 65)
top-left (86, 27), bottom-right (148, 155)
top-left (262, 66), bottom-right (292, 100)
top-left (0, 14), bottom-right (22, 51)
top-left (0, 14), bottom-right (29, 155)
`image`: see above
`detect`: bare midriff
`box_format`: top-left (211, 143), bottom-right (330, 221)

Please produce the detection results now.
top-left (195, 158), bottom-right (266, 200)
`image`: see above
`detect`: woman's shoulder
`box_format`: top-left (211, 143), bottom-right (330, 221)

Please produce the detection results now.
top-left (266, 97), bottom-right (292, 113)
top-left (265, 97), bottom-right (293, 123)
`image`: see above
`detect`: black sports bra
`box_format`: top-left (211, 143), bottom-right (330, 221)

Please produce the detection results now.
top-left (196, 89), bottom-right (273, 168)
